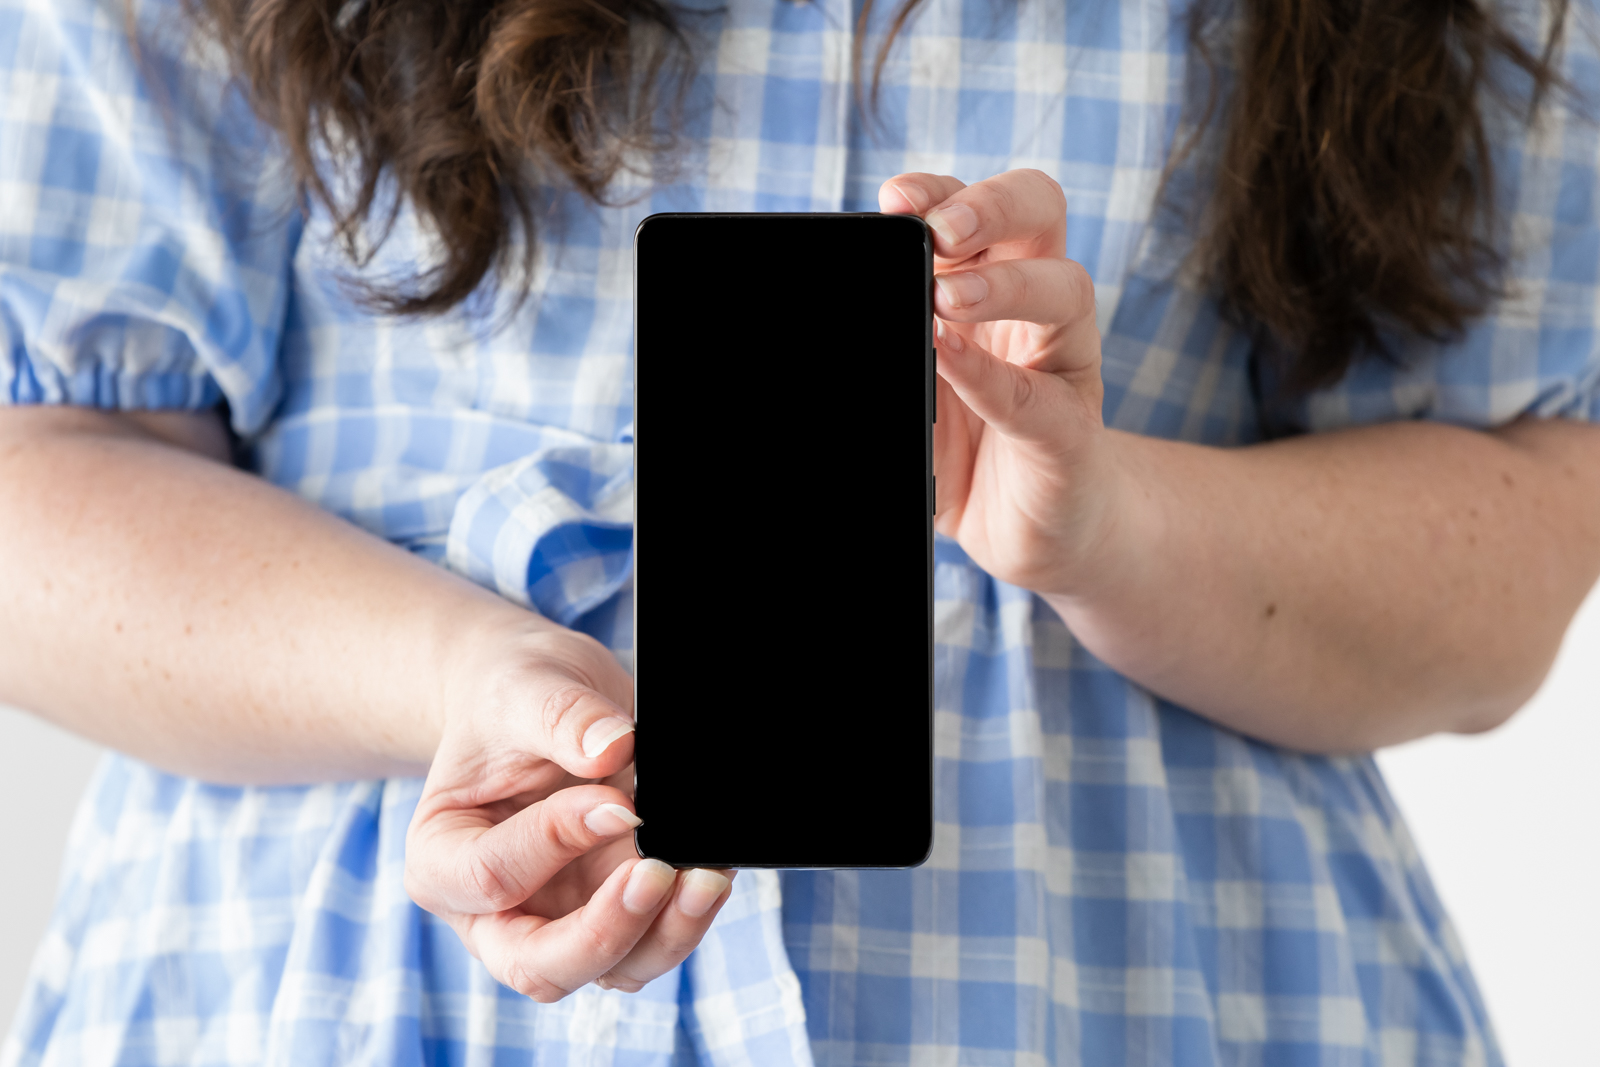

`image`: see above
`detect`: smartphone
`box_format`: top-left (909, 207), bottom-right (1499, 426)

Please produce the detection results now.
top-left (632, 213), bottom-right (934, 868)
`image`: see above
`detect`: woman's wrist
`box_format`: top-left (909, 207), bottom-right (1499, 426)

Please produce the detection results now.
top-left (1036, 431), bottom-right (1203, 680)
top-left (1022, 428), bottom-right (1169, 605)
top-left (0, 405), bottom-right (616, 783)
top-left (424, 594), bottom-right (634, 765)
top-left (403, 588), bottom-right (556, 763)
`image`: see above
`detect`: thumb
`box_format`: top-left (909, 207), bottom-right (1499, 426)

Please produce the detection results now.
top-left (438, 663), bottom-right (634, 782)
top-left (524, 675), bottom-right (637, 779)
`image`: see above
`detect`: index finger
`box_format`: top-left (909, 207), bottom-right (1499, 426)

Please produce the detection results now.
top-left (407, 783), bottom-right (640, 915)
top-left (918, 169), bottom-right (1066, 260)
top-left (459, 856), bottom-right (681, 1002)
top-left (879, 173), bottom-right (968, 216)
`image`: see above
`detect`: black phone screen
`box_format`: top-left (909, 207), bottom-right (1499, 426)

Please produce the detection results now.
top-left (632, 213), bottom-right (934, 868)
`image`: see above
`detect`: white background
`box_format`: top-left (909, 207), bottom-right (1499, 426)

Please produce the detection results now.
top-left (3, 591), bottom-right (1598, 1062)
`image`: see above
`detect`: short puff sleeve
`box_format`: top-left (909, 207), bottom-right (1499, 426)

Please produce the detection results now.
top-left (1269, 17), bottom-right (1600, 435)
top-left (0, 0), bottom-right (298, 433)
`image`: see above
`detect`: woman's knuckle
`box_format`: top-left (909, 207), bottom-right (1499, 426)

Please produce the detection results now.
top-left (987, 182), bottom-right (1019, 226)
top-left (502, 959), bottom-right (568, 1003)
top-left (1007, 262), bottom-right (1033, 307)
top-left (526, 983), bottom-right (569, 1004)
top-left (1011, 366), bottom-right (1038, 413)
top-left (654, 928), bottom-right (702, 962)
top-left (598, 970), bottom-right (650, 993)
top-left (1028, 168), bottom-right (1065, 203)
top-left (524, 629), bottom-right (609, 683)
top-left (500, 962), bottom-right (537, 998)
top-left (1061, 260), bottom-right (1094, 319)
top-left (539, 683), bottom-right (591, 737)
top-left (594, 928), bottom-right (635, 961)
top-left (536, 803), bottom-right (589, 854)
top-left (581, 909), bottom-right (636, 958)
top-left (463, 850), bottom-right (517, 911)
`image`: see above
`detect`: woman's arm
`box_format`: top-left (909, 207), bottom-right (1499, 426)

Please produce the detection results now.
top-left (1050, 419), bottom-right (1600, 752)
top-left (0, 403), bottom-right (733, 1000)
top-left (0, 404), bottom-right (490, 782)
top-left (886, 170), bottom-right (1600, 753)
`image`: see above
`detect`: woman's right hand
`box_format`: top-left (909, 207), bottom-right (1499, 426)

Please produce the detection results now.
top-left (404, 619), bottom-right (733, 1000)
top-left (0, 409), bottom-right (731, 997)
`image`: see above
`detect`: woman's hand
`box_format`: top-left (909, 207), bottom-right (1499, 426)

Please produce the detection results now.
top-left (879, 168), bottom-right (1600, 752)
top-left (0, 408), bottom-right (733, 997)
top-left (404, 620), bottom-right (733, 1000)
top-left (879, 170), bottom-right (1126, 597)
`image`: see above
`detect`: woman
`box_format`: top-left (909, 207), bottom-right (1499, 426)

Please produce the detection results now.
top-left (2, 0), bottom-right (1597, 1061)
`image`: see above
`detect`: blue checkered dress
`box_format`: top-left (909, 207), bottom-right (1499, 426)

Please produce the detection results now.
top-left (5, 0), bottom-right (1599, 1061)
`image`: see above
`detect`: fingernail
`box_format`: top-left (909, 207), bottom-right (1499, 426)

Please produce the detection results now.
top-left (582, 718), bottom-right (635, 759)
top-left (623, 859), bottom-right (677, 914)
top-left (676, 869), bottom-right (731, 918)
top-left (595, 975), bottom-right (615, 990)
top-left (584, 802), bottom-right (642, 837)
top-left (935, 318), bottom-right (964, 353)
top-left (935, 272), bottom-right (988, 309)
top-left (926, 203), bottom-right (978, 247)
top-left (890, 180), bottom-right (929, 212)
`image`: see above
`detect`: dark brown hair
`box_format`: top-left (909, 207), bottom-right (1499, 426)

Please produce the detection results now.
top-left (191, 0), bottom-right (1571, 387)
top-left (1190, 0), bottom-right (1571, 389)
top-left (187, 0), bottom-right (687, 315)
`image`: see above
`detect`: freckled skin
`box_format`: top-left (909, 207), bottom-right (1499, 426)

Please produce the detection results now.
top-left (884, 168), bottom-right (1600, 750)
top-left (0, 174), bottom-right (1599, 996)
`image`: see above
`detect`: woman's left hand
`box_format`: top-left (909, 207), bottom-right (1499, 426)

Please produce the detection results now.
top-left (882, 170), bottom-right (1600, 755)
top-left (879, 169), bottom-right (1124, 597)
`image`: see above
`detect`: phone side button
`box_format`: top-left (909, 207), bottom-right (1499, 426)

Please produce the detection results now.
top-left (931, 476), bottom-right (936, 515)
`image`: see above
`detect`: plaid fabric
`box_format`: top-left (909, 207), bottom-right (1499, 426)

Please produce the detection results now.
top-left (6, 0), bottom-right (1600, 1060)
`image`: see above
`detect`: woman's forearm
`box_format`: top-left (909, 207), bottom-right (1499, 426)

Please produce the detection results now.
top-left (8, 398), bottom-right (1593, 778)
top-left (1047, 418), bottom-right (1600, 752)
top-left (893, 169), bottom-right (1600, 755)
top-left (0, 406), bottom-right (542, 783)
